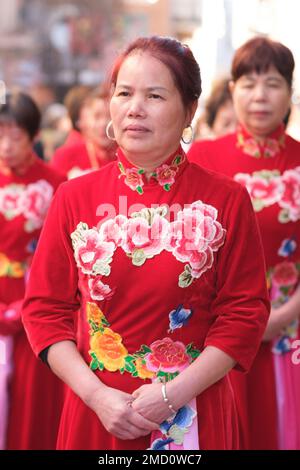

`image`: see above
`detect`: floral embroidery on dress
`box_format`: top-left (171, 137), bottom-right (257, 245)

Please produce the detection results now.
top-left (234, 167), bottom-right (300, 222)
top-left (71, 201), bottom-right (226, 295)
top-left (237, 127), bottom-right (285, 158)
top-left (267, 261), bottom-right (300, 354)
top-left (166, 201), bottom-right (226, 287)
top-left (149, 405), bottom-right (197, 449)
top-left (278, 238), bottom-right (297, 258)
top-left (168, 305), bottom-right (193, 332)
top-left (87, 302), bottom-right (200, 380)
top-left (117, 153), bottom-right (185, 194)
top-left (0, 180), bottom-right (54, 232)
top-left (0, 253), bottom-right (26, 278)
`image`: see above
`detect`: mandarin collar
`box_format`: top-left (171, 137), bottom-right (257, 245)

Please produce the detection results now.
top-left (236, 124), bottom-right (286, 158)
top-left (116, 146), bottom-right (187, 194)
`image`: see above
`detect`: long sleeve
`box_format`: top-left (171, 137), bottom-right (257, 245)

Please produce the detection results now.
top-left (22, 184), bottom-right (80, 356)
top-left (205, 185), bottom-right (270, 372)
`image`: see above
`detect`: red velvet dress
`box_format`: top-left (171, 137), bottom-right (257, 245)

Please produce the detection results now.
top-left (50, 141), bottom-right (116, 180)
top-left (0, 156), bottom-right (65, 449)
top-left (188, 126), bottom-right (300, 449)
top-left (23, 147), bottom-right (269, 450)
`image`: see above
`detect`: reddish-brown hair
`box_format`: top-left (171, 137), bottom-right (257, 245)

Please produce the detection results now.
top-left (110, 36), bottom-right (201, 109)
top-left (231, 37), bottom-right (294, 88)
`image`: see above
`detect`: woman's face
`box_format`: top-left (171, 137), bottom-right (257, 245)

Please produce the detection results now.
top-left (110, 51), bottom-right (194, 164)
top-left (212, 100), bottom-right (237, 137)
top-left (230, 65), bottom-right (291, 138)
top-left (0, 122), bottom-right (33, 170)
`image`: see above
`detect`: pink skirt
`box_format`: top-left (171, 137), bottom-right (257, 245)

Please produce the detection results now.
top-left (273, 337), bottom-right (300, 449)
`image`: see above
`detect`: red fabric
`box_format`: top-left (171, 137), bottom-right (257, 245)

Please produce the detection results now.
top-left (63, 129), bottom-right (84, 148)
top-left (0, 157), bottom-right (66, 449)
top-left (23, 148), bottom-right (269, 449)
top-left (50, 142), bottom-right (116, 179)
top-left (188, 128), bottom-right (300, 449)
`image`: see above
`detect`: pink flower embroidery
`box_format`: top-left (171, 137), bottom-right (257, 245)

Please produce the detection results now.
top-left (167, 201), bottom-right (226, 279)
top-left (0, 184), bottom-right (23, 219)
top-left (234, 172), bottom-right (284, 210)
top-left (272, 261), bottom-right (299, 287)
top-left (155, 164), bottom-right (177, 188)
top-left (99, 215), bottom-right (127, 246)
top-left (88, 277), bottom-right (114, 301)
top-left (122, 214), bottom-right (169, 264)
top-left (145, 337), bottom-right (191, 373)
top-left (242, 138), bottom-right (260, 157)
top-left (264, 139), bottom-right (280, 158)
top-left (74, 229), bottom-right (115, 275)
top-left (279, 167), bottom-right (300, 221)
top-left (124, 168), bottom-right (144, 193)
top-left (19, 180), bottom-right (54, 231)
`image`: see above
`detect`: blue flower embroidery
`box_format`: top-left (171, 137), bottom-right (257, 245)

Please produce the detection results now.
top-left (149, 438), bottom-right (173, 450)
top-left (278, 238), bottom-right (297, 258)
top-left (160, 405), bottom-right (197, 434)
top-left (26, 238), bottom-right (38, 254)
top-left (169, 305), bottom-right (193, 332)
top-left (272, 336), bottom-right (291, 355)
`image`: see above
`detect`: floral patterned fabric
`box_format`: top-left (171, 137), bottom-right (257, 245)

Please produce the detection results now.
top-left (23, 147), bottom-right (269, 450)
top-left (188, 125), bottom-right (300, 450)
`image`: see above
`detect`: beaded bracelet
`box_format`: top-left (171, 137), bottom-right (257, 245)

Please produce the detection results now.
top-left (161, 382), bottom-right (177, 414)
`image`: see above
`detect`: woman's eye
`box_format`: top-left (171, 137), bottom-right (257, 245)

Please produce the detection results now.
top-left (149, 94), bottom-right (162, 99)
top-left (117, 91), bottom-right (130, 97)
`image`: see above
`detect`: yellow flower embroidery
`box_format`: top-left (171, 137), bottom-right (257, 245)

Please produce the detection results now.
top-left (135, 358), bottom-right (155, 379)
top-left (0, 254), bottom-right (9, 276)
top-left (86, 301), bottom-right (105, 326)
top-left (90, 328), bottom-right (128, 372)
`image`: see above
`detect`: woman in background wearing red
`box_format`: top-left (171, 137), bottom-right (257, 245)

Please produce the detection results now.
top-left (189, 37), bottom-right (300, 450)
top-left (0, 92), bottom-right (65, 449)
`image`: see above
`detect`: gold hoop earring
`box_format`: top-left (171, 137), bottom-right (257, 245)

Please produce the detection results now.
top-left (181, 124), bottom-right (193, 145)
top-left (106, 120), bottom-right (116, 141)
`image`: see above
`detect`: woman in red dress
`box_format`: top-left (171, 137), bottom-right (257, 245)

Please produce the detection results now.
top-left (51, 87), bottom-right (116, 180)
top-left (23, 36), bottom-right (269, 450)
top-left (0, 92), bottom-right (65, 449)
top-left (188, 37), bottom-right (300, 450)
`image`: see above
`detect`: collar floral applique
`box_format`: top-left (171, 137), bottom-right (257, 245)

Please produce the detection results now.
top-left (236, 125), bottom-right (286, 159)
top-left (117, 149), bottom-right (186, 195)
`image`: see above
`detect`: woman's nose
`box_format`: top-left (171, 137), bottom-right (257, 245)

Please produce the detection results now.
top-left (127, 97), bottom-right (146, 118)
top-left (252, 84), bottom-right (266, 101)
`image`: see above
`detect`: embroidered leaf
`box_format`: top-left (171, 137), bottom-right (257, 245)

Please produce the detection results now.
top-left (118, 162), bottom-right (126, 175)
top-left (119, 367), bottom-right (125, 374)
top-left (132, 249), bottom-right (147, 266)
top-left (125, 355), bottom-right (135, 363)
top-left (178, 265), bottom-right (193, 288)
top-left (172, 155), bottom-right (182, 166)
top-left (125, 362), bottom-right (137, 374)
top-left (163, 184), bottom-right (171, 191)
top-left (252, 199), bottom-right (265, 212)
top-left (157, 371), bottom-right (168, 379)
top-left (136, 186), bottom-right (144, 195)
top-left (278, 209), bottom-right (290, 224)
top-left (90, 359), bottom-right (99, 371)
top-left (186, 343), bottom-right (201, 357)
top-left (134, 344), bottom-right (152, 357)
top-left (138, 169), bottom-right (145, 174)
top-left (152, 172), bottom-right (157, 177)
top-left (131, 371), bottom-right (139, 377)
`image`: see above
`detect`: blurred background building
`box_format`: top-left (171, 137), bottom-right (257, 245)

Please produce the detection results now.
top-left (0, 0), bottom-right (299, 136)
